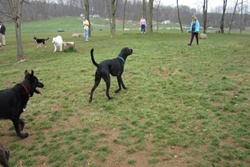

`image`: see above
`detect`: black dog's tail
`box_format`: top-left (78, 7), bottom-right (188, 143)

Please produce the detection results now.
top-left (90, 48), bottom-right (99, 67)
top-left (46, 37), bottom-right (49, 40)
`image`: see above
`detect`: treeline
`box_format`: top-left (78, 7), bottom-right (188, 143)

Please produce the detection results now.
top-left (0, 0), bottom-right (249, 28)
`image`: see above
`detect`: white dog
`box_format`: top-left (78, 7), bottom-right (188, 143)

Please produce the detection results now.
top-left (52, 35), bottom-right (63, 52)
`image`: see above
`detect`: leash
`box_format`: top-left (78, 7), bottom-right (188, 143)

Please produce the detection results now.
top-left (118, 56), bottom-right (125, 63)
top-left (21, 83), bottom-right (31, 97)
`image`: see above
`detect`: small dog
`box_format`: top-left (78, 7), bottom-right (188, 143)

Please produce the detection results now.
top-left (33, 36), bottom-right (49, 48)
top-left (89, 47), bottom-right (133, 103)
top-left (0, 70), bottom-right (44, 139)
top-left (52, 35), bottom-right (63, 52)
top-left (72, 33), bottom-right (83, 38)
top-left (63, 42), bottom-right (75, 50)
top-left (0, 146), bottom-right (10, 167)
top-left (200, 33), bottom-right (207, 39)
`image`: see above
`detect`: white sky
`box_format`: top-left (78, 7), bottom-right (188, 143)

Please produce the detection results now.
top-left (160, 0), bottom-right (249, 11)
top-left (160, 0), bottom-right (220, 8)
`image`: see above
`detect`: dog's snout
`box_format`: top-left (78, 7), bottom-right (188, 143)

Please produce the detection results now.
top-left (38, 82), bottom-right (44, 88)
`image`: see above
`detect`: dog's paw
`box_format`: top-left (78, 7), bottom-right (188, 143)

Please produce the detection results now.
top-left (19, 132), bottom-right (29, 139)
top-left (115, 89), bottom-right (121, 93)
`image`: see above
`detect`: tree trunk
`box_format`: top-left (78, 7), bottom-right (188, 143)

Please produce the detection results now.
top-left (143, 0), bottom-right (147, 21)
top-left (228, 0), bottom-right (238, 34)
top-left (15, 17), bottom-right (24, 61)
top-left (203, 0), bottom-right (208, 33)
top-left (110, 0), bottom-right (118, 36)
top-left (84, 0), bottom-right (91, 37)
top-left (122, 0), bottom-right (127, 30)
top-left (220, 0), bottom-right (227, 33)
top-left (147, 0), bottom-right (154, 33)
top-left (3, 0), bottom-right (25, 61)
top-left (156, 0), bottom-right (161, 31)
top-left (240, 0), bottom-right (243, 34)
top-left (176, 0), bottom-right (183, 33)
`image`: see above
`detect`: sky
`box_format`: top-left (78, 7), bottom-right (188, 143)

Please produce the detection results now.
top-left (160, 0), bottom-right (249, 11)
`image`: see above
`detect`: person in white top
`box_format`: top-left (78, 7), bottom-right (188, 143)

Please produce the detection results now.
top-left (140, 16), bottom-right (146, 33)
top-left (83, 17), bottom-right (89, 41)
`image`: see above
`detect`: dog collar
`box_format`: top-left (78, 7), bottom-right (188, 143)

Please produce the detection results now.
top-left (118, 56), bottom-right (125, 63)
top-left (21, 83), bottom-right (31, 97)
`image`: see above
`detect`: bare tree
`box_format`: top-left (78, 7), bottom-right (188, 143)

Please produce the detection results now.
top-left (0, 0), bottom-right (25, 61)
top-left (239, 0), bottom-right (244, 34)
top-left (220, 0), bottom-right (227, 33)
top-left (203, 0), bottom-right (208, 33)
top-left (143, 0), bottom-right (147, 20)
top-left (122, 0), bottom-right (127, 30)
top-left (84, 0), bottom-right (91, 37)
top-left (176, 0), bottom-right (183, 33)
top-left (228, 0), bottom-right (238, 34)
top-left (147, 0), bottom-right (154, 32)
top-left (110, 0), bottom-right (118, 36)
top-left (156, 0), bottom-right (161, 31)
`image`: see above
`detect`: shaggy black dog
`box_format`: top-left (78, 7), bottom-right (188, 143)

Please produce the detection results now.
top-left (89, 47), bottom-right (133, 103)
top-left (0, 70), bottom-right (44, 139)
top-left (33, 36), bottom-right (49, 48)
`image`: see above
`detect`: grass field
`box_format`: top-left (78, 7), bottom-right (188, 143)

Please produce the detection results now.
top-left (0, 17), bottom-right (249, 167)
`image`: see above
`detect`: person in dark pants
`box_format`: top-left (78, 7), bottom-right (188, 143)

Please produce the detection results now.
top-left (188, 16), bottom-right (200, 46)
top-left (0, 21), bottom-right (6, 46)
top-left (140, 16), bottom-right (146, 33)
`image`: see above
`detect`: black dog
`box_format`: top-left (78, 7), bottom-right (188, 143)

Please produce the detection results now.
top-left (0, 70), bottom-right (44, 139)
top-left (33, 36), bottom-right (49, 48)
top-left (0, 146), bottom-right (9, 167)
top-left (89, 47), bottom-right (133, 103)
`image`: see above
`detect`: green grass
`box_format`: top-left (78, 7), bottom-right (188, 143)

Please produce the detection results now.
top-left (0, 17), bottom-right (249, 167)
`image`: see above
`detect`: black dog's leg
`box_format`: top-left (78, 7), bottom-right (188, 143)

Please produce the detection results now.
top-left (11, 118), bottom-right (29, 139)
top-left (115, 76), bottom-right (122, 93)
top-left (115, 76), bottom-right (127, 93)
top-left (120, 77), bottom-right (127, 90)
top-left (19, 119), bottom-right (25, 131)
top-left (0, 146), bottom-right (10, 167)
top-left (103, 75), bottom-right (113, 100)
top-left (89, 72), bottom-right (102, 103)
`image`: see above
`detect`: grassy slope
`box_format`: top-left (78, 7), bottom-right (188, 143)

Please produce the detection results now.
top-left (0, 17), bottom-right (249, 167)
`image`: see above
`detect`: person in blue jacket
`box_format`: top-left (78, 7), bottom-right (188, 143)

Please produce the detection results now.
top-left (188, 15), bottom-right (200, 46)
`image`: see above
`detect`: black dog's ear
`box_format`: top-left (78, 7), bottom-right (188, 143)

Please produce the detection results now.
top-left (24, 70), bottom-right (30, 79)
top-left (31, 70), bottom-right (34, 76)
top-left (25, 70), bottom-right (29, 76)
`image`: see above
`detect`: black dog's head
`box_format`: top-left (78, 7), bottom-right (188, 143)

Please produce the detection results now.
top-left (23, 70), bottom-right (44, 97)
top-left (119, 47), bottom-right (133, 60)
top-left (33, 36), bottom-right (37, 41)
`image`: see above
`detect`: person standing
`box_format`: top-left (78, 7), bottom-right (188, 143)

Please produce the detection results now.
top-left (140, 16), bottom-right (146, 33)
top-left (188, 16), bottom-right (200, 46)
top-left (0, 21), bottom-right (6, 46)
top-left (83, 17), bottom-right (89, 42)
